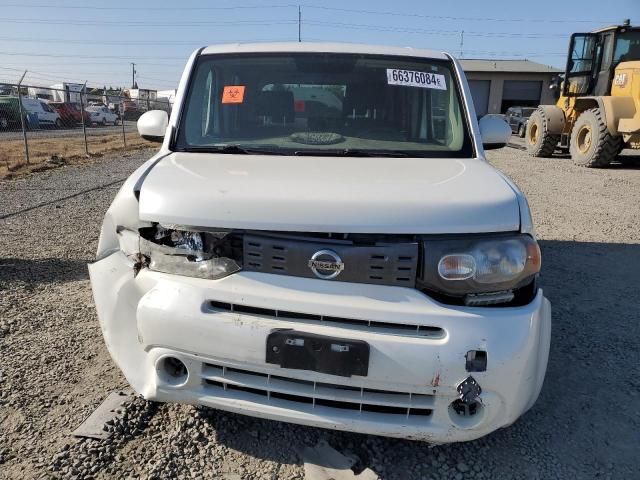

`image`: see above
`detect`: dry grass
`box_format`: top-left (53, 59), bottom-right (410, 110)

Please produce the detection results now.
top-left (1, 133), bottom-right (157, 179)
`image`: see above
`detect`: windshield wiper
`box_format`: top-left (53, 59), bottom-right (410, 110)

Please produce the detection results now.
top-left (294, 148), bottom-right (411, 157)
top-left (181, 144), bottom-right (286, 155)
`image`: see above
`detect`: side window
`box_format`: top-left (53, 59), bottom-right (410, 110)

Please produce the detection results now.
top-left (564, 33), bottom-right (598, 96)
top-left (569, 35), bottom-right (597, 74)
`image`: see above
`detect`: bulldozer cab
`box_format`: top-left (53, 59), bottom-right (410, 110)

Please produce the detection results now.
top-left (563, 24), bottom-right (640, 98)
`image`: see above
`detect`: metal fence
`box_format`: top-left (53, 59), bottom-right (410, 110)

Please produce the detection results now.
top-left (0, 82), bottom-right (172, 172)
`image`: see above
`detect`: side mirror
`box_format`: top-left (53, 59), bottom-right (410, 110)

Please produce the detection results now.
top-left (137, 110), bottom-right (168, 143)
top-left (479, 115), bottom-right (511, 150)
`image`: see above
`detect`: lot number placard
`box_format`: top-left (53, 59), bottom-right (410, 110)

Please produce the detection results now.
top-left (386, 69), bottom-right (447, 90)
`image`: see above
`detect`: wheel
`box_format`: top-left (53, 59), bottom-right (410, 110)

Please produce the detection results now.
top-left (0, 116), bottom-right (8, 129)
top-left (101, 117), bottom-right (107, 126)
top-left (526, 109), bottom-right (560, 157)
top-left (113, 118), bottom-right (119, 126)
top-left (570, 108), bottom-right (622, 168)
top-left (55, 118), bottom-right (62, 129)
top-left (518, 124), bottom-right (526, 138)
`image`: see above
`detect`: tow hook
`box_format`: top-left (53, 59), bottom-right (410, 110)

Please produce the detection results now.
top-left (452, 376), bottom-right (483, 417)
top-left (457, 375), bottom-right (482, 404)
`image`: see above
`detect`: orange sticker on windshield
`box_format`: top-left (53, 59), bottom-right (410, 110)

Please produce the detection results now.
top-left (222, 85), bottom-right (245, 104)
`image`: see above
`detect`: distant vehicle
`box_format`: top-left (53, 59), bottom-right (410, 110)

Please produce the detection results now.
top-left (49, 101), bottom-right (90, 127)
top-left (0, 96), bottom-right (24, 130)
top-left (86, 105), bottom-right (119, 126)
top-left (21, 98), bottom-right (62, 128)
top-left (527, 21), bottom-right (640, 166)
top-left (120, 100), bottom-right (141, 120)
top-left (49, 83), bottom-right (85, 104)
top-left (505, 107), bottom-right (536, 137)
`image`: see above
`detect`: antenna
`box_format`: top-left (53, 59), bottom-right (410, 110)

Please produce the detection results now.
top-left (298, 5), bottom-right (302, 42)
top-left (459, 30), bottom-right (464, 58)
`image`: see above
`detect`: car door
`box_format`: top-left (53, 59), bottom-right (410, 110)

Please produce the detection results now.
top-left (508, 108), bottom-right (521, 132)
top-left (39, 102), bottom-right (56, 124)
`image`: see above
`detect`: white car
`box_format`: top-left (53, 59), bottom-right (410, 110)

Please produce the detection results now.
top-left (21, 98), bottom-right (62, 128)
top-left (89, 43), bottom-right (551, 444)
top-left (86, 105), bottom-right (119, 126)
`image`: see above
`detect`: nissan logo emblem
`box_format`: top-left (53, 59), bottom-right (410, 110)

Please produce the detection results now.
top-left (308, 249), bottom-right (345, 280)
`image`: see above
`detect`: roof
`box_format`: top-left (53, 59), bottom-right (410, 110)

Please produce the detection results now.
top-left (201, 42), bottom-right (448, 60)
top-left (459, 59), bottom-right (562, 73)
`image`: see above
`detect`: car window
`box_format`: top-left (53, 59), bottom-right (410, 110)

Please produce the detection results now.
top-left (177, 53), bottom-right (472, 157)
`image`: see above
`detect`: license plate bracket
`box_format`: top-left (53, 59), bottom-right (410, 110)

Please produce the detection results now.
top-left (266, 329), bottom-right (369, 377)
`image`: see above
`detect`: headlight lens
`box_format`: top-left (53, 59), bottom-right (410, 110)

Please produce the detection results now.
top-left (139, 227), bottom-right (240, 280)
top-left (421, 234), bottom-right (540, 297)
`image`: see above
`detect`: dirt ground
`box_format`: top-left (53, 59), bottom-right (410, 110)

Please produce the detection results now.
top-left (0, 132), bottom-right (153, 180)
top-left (0, 145), bottom-right (639, 479)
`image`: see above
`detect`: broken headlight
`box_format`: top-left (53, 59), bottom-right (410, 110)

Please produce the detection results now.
top-left (139, 226), bottom-right (241, 280)
top-left (420, 234), bottom-right (541, 305)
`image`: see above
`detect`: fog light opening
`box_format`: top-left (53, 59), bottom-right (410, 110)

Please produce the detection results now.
top-left (157, 356), bottom-right (189, 387)
top-left (451, 398), bottom-right (481, 417)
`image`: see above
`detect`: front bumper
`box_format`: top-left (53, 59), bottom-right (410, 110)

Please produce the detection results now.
top-left (89, 251), bottom-right (551, 443)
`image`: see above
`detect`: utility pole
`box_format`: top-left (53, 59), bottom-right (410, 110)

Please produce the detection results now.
top-left (298, 5), bottom-right (301, 42)
top-left (130, 62), bottom-right (136, 88)
top-left (459, 30), bottom-right (464, 58)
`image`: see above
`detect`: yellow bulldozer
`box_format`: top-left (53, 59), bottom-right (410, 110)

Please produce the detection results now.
top-left (526, 21), bottom-right (640, 167)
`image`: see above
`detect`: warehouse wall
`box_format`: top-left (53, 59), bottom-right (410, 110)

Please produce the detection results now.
top-left (464, 72), bottom-right (557, 114)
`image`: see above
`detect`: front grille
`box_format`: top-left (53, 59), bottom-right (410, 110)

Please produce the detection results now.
top-left (201, 361), bottom-right (433, 419)
top-left (243, 233), bottom-right (418, 287)
top-left (206, 300), bottom-right (445, 339)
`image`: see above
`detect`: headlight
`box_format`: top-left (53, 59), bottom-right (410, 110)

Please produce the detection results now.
top-left (139, 226), bottom-right (240, 280)
top-left (420, 234), bottom-right (541, 302)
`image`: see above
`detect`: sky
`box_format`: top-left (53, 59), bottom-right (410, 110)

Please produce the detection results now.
top-left (0, 0), bottom-right (635, 90)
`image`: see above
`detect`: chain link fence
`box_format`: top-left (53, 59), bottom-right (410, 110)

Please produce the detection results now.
top-left (0, 82), bottom-right (172, 177)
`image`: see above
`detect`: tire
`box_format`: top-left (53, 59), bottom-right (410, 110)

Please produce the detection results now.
top-left (0, 116), bottom-right (8, 129)
top-left (55, 118), bottom-right (62, 129)
top-left (518, 124), bottom-right (526, 138)
top-left (526, 108), bottom-right (560, 157)
top-left (570, 108), bottom-right (622, 168)
top-left (101, 118), bottom-right (107, 126)
top-left (113, 118), bottom-right (119, 126)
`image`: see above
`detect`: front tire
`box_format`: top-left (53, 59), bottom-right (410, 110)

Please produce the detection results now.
top-left (101, 118), bottom-right (107, 126)
top-left (0, 116), bottom-right (8, 129)
top-left (570, 108), bottom-right (622, 168)
top-left (518, 124), bottom-right (526, 138)
top-left (526, 109), bottom-right (560, 157)
top-left (55, 118), bottom-right (62, 129)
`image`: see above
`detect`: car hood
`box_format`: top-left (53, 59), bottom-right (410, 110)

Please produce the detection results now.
top-left (138, 152), bottom-right (520, 234)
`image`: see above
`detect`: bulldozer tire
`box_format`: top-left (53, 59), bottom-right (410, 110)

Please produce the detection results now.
top-left (570, 108), bottom-right (622, 168)
top-left (526, 108), bottom-right (559, 157)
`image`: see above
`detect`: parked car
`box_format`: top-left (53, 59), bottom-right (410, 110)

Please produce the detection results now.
top-left (86, 105), bottom-right (119, 126)
top-left (49, 101), bottom-right (90, 127)
top-left (0, 96), bottom-right (25, 130)
top-left (505, 106), bottom-right (536, 137)
top-left (89, 43), bottom-right (550, 444)
top-left (20, 98), bottom-right (62, 128)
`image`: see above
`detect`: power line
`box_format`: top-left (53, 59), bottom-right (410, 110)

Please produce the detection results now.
top-left (0, 16), bottom-right (298, 27)
top-left (304, 20), bottom-right (568, 38)
top-left (303, 5), bottom-right (617, 24)
top-left (0, 2), bottom-right (298, 10)
top-left (0, 35), bottom-right (298, 46)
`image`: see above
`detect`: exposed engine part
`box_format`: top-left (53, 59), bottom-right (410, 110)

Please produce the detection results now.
top-left (457, 375), bottom-right (482, 404)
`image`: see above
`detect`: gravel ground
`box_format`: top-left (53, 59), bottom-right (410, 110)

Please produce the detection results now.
top-left (1, 146), bottom-right (639, 479)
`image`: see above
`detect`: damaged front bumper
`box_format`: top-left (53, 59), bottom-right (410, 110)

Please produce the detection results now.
top-left (89, 249), bottom-right (551, 443)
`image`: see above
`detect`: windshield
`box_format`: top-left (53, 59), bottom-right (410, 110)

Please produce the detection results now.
top-left (522, 108), bottom-right (536, 117)
top-left (176, 53), bottom-right (472, 157)
top-left (614, 30), bottom-right (640, 63)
